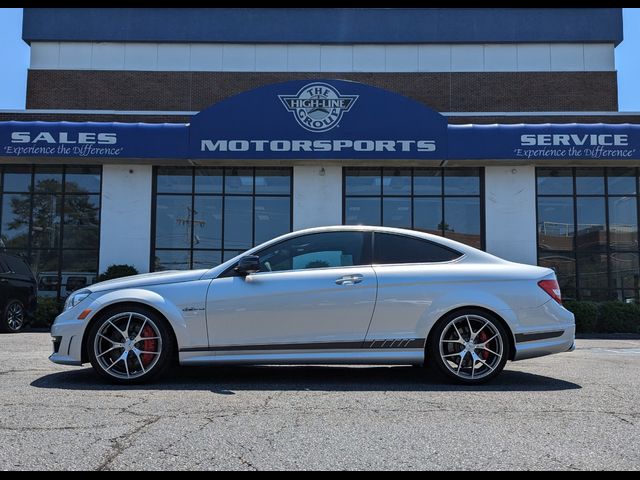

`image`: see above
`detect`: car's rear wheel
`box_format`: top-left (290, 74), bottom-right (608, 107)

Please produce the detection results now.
top-left (87, 306), bottom-right (175, 384)
top-left (1, 300), bottom-right (26, 333)
top-left (427, 309), bottom-right (509, 385)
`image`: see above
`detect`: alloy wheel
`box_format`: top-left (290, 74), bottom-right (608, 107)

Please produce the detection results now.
top-left (438, 314), bottom-right (504, 381)
top-left (93, 312), bottom-right (163, 380)
top-left (6, 302), bottom-right (25, 332)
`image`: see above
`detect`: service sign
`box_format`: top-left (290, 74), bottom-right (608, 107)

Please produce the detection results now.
top-left (189, 79), bottom-right (448, 160)
top-left (448, 124), bottom-right (640, 161)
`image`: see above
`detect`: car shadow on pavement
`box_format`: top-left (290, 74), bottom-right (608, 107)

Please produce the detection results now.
top-left (31, 365), bottom-right (581, 393)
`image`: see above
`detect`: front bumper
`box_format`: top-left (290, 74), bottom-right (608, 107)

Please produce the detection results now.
top-left (48, 307), bottom-right (91, 366)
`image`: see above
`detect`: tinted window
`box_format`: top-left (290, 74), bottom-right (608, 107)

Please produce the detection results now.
top-left (66, 276), bottom-right (88, 293)
top-left (374, 233), bottom-right (461, 264)
top-left (2, 254), bottom-right (33, 276)
top-left (38, 275), bottom-right (59, 292)
top-left (255, 232), bottom-right (370, 273)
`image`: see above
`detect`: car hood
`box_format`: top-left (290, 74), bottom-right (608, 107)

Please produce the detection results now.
top-left (88, 270), bottom-right (209, 293)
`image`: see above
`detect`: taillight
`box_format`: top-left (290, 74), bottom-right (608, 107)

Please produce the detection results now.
top-left (538, 279), bottom-right (562, 305)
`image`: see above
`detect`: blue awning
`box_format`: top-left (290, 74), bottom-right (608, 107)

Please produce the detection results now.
top-left (448, 123), bottom-right (640, 161)
top-left (0, 121), bottom-right (188, 159)
top-left (1, 81), bottom-right (638, 162)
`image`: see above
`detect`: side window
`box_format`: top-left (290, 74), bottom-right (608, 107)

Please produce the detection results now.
top-left (66, 276), bottom-right (88, 293)
top-left (38, 275), bottom-right (60, 292)
top-left (255, 232), bottom-right (371, 273)
top-left (2, 254), bottom-right (33, 276)
top-left (374, 233), bottom-right (462, 264)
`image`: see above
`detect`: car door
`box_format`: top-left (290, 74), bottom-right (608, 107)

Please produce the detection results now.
top-left (206, 231), bottom-right (377, 349)
top-left (0, 257), bottom-right (10, 309)
top-left (1, 254), bottom-right (35, 306)
top-left (366, 232), bottom-right (464, 342)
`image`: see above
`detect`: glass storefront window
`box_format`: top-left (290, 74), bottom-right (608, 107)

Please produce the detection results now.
top-left (344, 167), bottom-right (484, 249)
top-left (537, 167), bottom-right (640, 301)
top-left (0, 165), bottom-right (102, 301)
top-left (152, 167), bottom-right (292, 271)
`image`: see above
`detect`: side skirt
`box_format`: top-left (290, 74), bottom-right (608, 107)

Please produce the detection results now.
top-left (179, 349), bottom-right (425, 366)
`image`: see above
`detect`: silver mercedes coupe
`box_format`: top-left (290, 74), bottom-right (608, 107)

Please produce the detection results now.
top-left (50, 226), bottom-right (575, 385)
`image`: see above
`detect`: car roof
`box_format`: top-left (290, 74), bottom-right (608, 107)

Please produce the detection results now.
top-left (270, 225), bottom-right (476, 253)
top-left (200, 225), bottom-right (507, 280)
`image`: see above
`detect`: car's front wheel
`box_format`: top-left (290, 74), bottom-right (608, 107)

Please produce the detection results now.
top-left (86, 306), bottom-right (175, 384)
top-left (427, 309), bottom-right (509, 385)
top-left (1, 300), bottom-right (26, 333)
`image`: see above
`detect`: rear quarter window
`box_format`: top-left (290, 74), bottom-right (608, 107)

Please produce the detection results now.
top-left (374, 232), bottom-right (462, 264)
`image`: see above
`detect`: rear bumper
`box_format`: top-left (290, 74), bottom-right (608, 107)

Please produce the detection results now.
top-left (512, 300), bottom-right (576, 361)
top-left (513, 324), bottom-right (575, 361)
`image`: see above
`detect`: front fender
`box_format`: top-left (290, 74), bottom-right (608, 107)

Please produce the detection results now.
top-left (82, 288), bottom-right (191, 347)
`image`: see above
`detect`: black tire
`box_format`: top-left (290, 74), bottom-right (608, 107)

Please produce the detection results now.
top-left (427, 309), bottom-right (509, 385)
top-left (1, 300), bottom-right (26, 333)
top-left (86, 305), bottom-right (175, 385)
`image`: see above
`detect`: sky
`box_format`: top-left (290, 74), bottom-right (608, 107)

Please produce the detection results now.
top-left (0, 8), bottom-right (639, 111)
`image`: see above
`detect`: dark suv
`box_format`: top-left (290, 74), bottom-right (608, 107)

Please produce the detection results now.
top-left (0, 252), bottom-right (37, 333)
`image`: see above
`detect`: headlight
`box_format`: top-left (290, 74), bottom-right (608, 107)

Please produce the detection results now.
top-left (64, 290), bottom-right (91, 311)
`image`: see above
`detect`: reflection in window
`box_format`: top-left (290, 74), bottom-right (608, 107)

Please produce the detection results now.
top-left (31, 194), bottom-right (63, 249)
top-left (537, 167), bottom-right (573, 195)
top-left (255, 197), bottom-right (291, 245)
top-left (608, 168), bottom-right (637, 195)
top-left (155, 196), bottom-right (193, 249)
top-left (443, 197), bottom-right (481, 249)
top-left (575, 168), bottom-right (605, 195)
top-left (152, 167), bottom-right (292, 271)
top-left (1, 194), bottom-right (31, 248)
top-left (383, 197), bottom-right (411, 229)
top-left (0, 165), bottom-right (102, 300)
top-left (609, 197), bottom-right (638, 251)
top-left (537, 167), bottom-right (640, 302)
top-left (576, 197), bottom-right (606, 250)
top-left (539, 252), bottom-right (576, 300)
top-left (344, 167), bottom-right (483, 249)
top-left (537, 198), bottom-right (574, 251)
top-left (255, 232), bottom-right (368, 273)
top-left (63, 195), bottom-right (100, 249)
top-left (345, 197), bottom-right (380, 226)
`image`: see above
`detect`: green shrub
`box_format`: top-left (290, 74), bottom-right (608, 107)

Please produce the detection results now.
top-left (97, 264), bottom-right (139, 282)
top-left (31, 296), bottom-right (64, 329)
top-left (563, 300), bottom-right (640, 334)
top-left (563, 300), bottom-right (599, 333)
top-left (597, 302), bottom-right (640, 334)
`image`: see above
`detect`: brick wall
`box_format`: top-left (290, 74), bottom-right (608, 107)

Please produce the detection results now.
top-left (2, 113), bottom-right (638, 125)
top-left (26, 70), bottom-right (618, 112)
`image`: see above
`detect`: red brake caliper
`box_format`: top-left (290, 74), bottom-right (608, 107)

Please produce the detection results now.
top-left (141, 325), bottom-right (157, 366)
top-left (477, 330), bottom-right (490, 361)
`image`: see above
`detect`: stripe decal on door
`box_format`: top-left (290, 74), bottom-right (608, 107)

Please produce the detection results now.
top-left (180, 338), bottom-right (425, 353)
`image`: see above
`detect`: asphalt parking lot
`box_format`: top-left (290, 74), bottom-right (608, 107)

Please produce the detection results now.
top-left (0, 333), bottom-right (639, 471)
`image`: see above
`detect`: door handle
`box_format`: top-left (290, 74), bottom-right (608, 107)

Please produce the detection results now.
top-left (335, 274), bottom-right (363, 286)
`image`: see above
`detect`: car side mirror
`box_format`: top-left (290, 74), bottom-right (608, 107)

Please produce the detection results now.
top-left (235, 255), bottom-right (261, 276)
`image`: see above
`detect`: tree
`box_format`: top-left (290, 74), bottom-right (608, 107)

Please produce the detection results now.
top-left (5, 179), bottom-right (99, 253)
